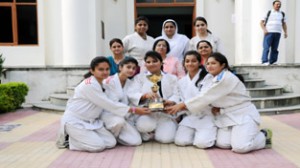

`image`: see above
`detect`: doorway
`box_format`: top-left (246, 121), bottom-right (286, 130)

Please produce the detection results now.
top-left (136, 7), bottom-right (194, 38)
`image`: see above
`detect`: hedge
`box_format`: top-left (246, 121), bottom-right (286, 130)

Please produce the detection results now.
top-left (0, 82), bottom-right (29, 113)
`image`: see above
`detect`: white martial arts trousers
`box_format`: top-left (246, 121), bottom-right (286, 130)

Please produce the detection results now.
top-left (136, 113), bottom-right (177, 143)
top-left (101, 112), bottom-right (142, 146)
top-left (215, 115), bottom-right (266, 153)
top-left (65, 123), bottom-right (116, 152)
top-left (175, 115), bottom-right (217, 148)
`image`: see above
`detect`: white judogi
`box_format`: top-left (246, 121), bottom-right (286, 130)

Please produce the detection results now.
top-left (128, 71), bottom-right (180, 143)
top-left (185, 70), bottom-right (266, 153)
top-left (189, 33), bottom-right (225, 54)
top-left (122, 32), bottom-right (155, 66)
top-left (56, 76), bottom-right (130, 152)
top-left (156, 19), bottom-right (190, 61)
top-left (175, 70), bottom-right (217, 148)
top-left (101, 74), bottom-right (142, 146)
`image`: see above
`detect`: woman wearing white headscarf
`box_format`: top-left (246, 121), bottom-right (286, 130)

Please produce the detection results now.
top-left (156, 19), bottom-right (190, 61)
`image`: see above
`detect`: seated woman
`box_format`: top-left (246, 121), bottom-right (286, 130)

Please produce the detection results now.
top-left (102, 57), bottom-right (147, 146)
top-left (175, 50), bottom-right (216, 148)
top-left (56, 56), bottom-right (150, 152)
top-left (128, 51), bottom-right (180, 143)
top-left (141, 39), bottom-right (185, 78)
top-left (166, 52), bottom-right (272, 153)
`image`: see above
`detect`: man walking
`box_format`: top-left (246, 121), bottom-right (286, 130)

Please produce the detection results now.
top-left (260, 0), bottom-right (287, 65)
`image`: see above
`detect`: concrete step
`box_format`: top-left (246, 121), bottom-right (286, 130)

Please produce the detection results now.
top-left (236, 72), bottom-right (249, 80)
top-left (244, 78), bottom-right (265, 88)
top-left (50, 93), bottom-right (71, 106)
top-left (252, 93), bottom-right (300, 109)
top-left (32, 101), bottom-right (65, 112)
top-left (258, 104), bottom-right (300, 115)
top-left (248, 85), bottom-right (283, 98)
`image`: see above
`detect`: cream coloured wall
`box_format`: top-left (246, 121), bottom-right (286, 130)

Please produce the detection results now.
top-left (100, 0), bottom-right (134, 56)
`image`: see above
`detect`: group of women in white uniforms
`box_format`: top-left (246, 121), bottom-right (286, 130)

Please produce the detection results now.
top-left (56, 16), bottom-right (272, 154)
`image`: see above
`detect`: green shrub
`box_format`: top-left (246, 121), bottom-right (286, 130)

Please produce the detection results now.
top-left (0, 82), bottom-right (29, 113)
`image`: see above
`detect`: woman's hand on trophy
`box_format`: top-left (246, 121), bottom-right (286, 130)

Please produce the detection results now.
top-left (211, 107), bottom-right (220, 116)
top-left (135, 107), bottom-right (151, 115)
top-left (163, 100), bottom-right (176, 107)
top-left (165, 103), bottom-right (187, 115)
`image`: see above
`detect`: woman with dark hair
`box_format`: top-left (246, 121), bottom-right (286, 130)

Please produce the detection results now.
top-left (156, 19), bottom-right (190, 61)
top-left (128, 51), bottom-right (180, 143)
top-left (189, 17), bottom-right (225, 54)
top-left (140, 39), bottom-right (185, 78)
top-left (101, 57), bottom-right (147, 146)
top-left (174, 50), bottom-right (216, 148)
top-left (196, 40), bottom-right (213, 65)
top-left (107, 38), bottom-right (127, 75)
top-left (122, 16), bottom-right (155, 66)
top-left (166, 52), bottom-right (272, 153)
top-left (56, 56), bottom-right (150, 152)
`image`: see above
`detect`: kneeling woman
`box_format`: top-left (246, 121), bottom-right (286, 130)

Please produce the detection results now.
top-left (102, 57), bottom-right (147, 146)
top-left (56, 56), bottom-right (150, 152)
top-left (166, 52), bottom-right (272, 153)
top-left (175, 51), bottom-right (217, 148)
top-left (128, 51), bottom-right (180, 143)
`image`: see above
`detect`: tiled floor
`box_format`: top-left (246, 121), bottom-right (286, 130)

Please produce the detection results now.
top-left (1, 108), bottom-right (300, 168)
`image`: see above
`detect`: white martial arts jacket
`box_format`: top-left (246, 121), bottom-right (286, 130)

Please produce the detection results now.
top-left (56, 76), bottom-right (130, 148)
top-left (185, 70), bottom-right (261, 128)
top-left (178, 70), bottom-right (213, 129)
top-left (103, 74), bottom-right (132, 105)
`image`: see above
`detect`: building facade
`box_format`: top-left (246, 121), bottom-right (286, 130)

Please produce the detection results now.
top-left (1, 0), bottom-right (299, 67)
top-left (1, 0), bottom-right (300, 103)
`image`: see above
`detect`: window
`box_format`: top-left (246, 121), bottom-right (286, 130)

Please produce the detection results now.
top-left (0, 0), bottom-right (38, 45)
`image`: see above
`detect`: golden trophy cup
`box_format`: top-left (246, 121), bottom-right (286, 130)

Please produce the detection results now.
top-left (147, 74), bottom-right (164, 111)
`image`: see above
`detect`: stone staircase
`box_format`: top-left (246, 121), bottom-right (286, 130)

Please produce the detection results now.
top-left (32, 86), bottom-right (74, 112)
top-left (33, 72), bottom-right (300, 114)
top-left (239, 71), bottom-right (300, 114)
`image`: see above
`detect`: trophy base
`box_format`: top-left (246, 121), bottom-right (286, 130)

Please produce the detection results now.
top-left (148, 102), bottom-right (164, 112)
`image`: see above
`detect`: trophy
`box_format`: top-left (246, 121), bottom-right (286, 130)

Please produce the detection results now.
top-left (147, 74), bottom-right (164, 111)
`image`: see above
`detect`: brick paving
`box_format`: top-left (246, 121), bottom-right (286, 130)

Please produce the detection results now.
top-left (0, 108), bottom-right (299, 168)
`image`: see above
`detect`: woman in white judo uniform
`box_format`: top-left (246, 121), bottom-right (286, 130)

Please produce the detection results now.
top-left (155, 19), bottom-right (190, 61)
top-left (128, 51), bottom-right (180, 143)
top-left (166, 52), bottom-right (272, 153)
top-left (102, 57), bottom-right (144, 146)
top-left (56, 56), bottom-right (150, 152)
top-left (175, 50), bottom-right (217, 148)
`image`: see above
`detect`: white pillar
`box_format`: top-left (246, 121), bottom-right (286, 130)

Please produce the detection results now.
top-left (44, 0), bottom-right (63, 66)
top-left (284, 0), bottom-right (296, 63)
top-left (61, 0), bottom-right (97, 65)
top-left (250, 0), bottom-right (270, 64)
top-left (295, 1), bottom-right (300, 63)
top-left (234, 0), bottom-right (252, 64)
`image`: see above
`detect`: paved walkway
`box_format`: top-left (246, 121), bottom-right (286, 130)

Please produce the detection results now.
top-left (0, 108), bottom-right (300, 168)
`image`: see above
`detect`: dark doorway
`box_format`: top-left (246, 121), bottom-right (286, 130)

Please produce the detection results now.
top-left (137, 7), bottom-right (193, 38)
